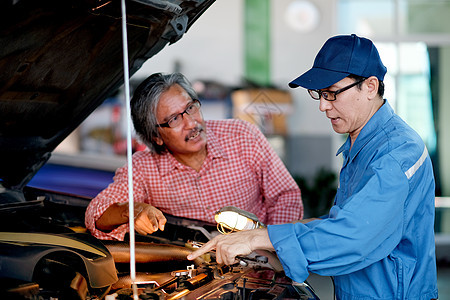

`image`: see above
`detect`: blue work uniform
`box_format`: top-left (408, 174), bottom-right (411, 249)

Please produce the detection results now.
top-left (268, 101), bottom-right (438, 299)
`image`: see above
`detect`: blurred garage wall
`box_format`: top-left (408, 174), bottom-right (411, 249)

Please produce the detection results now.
top-left (133, 0), bottom-right (341, 180)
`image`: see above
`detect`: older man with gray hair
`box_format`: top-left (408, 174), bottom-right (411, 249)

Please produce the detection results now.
top-left (85, 72), bottom-right (303, 241)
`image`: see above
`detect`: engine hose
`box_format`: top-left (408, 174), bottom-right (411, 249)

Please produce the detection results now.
top-left (102, 241), bottom-right (204, 265)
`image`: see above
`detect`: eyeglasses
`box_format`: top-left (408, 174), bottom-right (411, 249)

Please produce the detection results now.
top-left (157, 99), bottom-right (201, 128)
top-left (308, 78), bottom-right (367, 101)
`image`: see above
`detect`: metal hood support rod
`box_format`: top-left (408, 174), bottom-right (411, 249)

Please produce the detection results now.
top-left (120, 0), bottom-right (138, 299)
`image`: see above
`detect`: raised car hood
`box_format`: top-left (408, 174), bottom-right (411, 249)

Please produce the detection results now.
top-left (0, 0), bottom-right (215, 201)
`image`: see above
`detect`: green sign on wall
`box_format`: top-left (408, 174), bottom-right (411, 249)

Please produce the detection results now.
top-left (244, 0), bottom-right (271, 86)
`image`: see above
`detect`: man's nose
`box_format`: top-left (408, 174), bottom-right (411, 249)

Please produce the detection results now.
top-left (183, 113), bottom-right (197, 127)
top-left (319, 97), bottom-right (332, 112)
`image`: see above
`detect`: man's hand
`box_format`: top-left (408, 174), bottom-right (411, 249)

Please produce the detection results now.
top-left (96, 202), bottom-right (166, 235)
top-left (124, 202), bottom-right (167, 235)
top-left (187, 228), bottom-right (273, 265)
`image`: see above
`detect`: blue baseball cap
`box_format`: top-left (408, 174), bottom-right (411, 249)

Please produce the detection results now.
top-left (289, 34), bottom-right (387, 90)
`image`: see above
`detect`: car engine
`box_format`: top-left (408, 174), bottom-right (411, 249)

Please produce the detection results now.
top-left (0, 188), bottom-right (319, 300)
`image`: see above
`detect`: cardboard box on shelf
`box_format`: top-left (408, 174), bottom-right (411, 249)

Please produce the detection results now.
top-left (231, 89), bottom-right (292, 135)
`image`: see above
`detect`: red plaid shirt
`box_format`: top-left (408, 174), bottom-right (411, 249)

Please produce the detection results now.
top-left (85, 119), bottom-right (303, 240)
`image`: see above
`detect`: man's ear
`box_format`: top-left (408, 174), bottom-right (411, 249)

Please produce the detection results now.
top-left (366, 76), bottom-right (379, 99)
top-left (155, 136), bottom-right (164, 146)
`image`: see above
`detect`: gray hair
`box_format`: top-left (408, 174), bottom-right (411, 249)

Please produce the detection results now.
top-left (131, 72), bottom-right (198, 154)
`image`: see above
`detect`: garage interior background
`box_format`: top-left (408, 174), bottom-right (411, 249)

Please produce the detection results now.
top-left (30, 0), bottom-right (450, 299)
top-left (29, 0), bottom-right (450, 297)
top-left (43, 0), bottom-right (450, 226)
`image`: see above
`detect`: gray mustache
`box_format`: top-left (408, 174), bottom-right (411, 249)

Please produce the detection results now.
top-left (184, 126), bottom-right (204, 142)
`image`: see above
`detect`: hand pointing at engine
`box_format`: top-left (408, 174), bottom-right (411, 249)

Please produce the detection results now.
top-left (187, 228), bottom-right (273, 265)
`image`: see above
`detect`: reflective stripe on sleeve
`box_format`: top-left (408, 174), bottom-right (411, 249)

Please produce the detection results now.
top-left (405, 147), bottom-right (428, 179)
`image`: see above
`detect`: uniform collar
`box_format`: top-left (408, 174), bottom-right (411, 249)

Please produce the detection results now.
top-left (337, 100), bottom-right (394, 161)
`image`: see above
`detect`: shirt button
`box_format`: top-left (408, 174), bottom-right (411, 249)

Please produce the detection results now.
top-left (206, 206), bottom-right (211, 210)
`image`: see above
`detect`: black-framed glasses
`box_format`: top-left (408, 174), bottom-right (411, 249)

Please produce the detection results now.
top-left (157, 99), bottom-right (201, 128)
top-left (308, 78), bottom-right (367, 101)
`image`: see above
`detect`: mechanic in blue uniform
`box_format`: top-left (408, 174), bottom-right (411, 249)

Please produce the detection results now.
top-left (188, 34), bottom-right (438, 299)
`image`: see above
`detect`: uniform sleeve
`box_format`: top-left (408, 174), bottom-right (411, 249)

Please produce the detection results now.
top-left (268, 154), bottom-right (409, 283)
top-left (248, 123), bottom-right (303, 224)
top-left (85, 159), bottom-right (149, 240)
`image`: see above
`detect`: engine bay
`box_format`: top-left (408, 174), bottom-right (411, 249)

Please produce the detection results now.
top-left (0, 188), bottom-right (319, 299)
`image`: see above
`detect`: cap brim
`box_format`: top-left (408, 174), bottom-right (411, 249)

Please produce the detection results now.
top-left (288, 68), bottom-right (349, 90)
